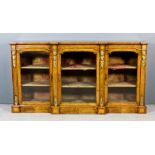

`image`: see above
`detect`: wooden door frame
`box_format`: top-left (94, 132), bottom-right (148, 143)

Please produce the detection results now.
top-left (105, 48), bottom-right (141, 106)
top-left (16, 48), bottom-right (51, 105)
top-left (57, 45), bottom-right (100, 113)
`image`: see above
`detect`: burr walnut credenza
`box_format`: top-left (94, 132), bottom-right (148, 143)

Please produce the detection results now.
top-left (10, 42), bottom-right (147, 114)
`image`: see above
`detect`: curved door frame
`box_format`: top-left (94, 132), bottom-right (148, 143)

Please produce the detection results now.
top-left (57, 45), bottom-right (100, 107)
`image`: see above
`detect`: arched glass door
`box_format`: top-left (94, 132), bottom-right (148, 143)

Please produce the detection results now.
top-left (60, 52), bottom-right (96, 103)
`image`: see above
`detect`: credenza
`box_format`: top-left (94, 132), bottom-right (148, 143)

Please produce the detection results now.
top-left (11, 42), bottom-right (147, 114)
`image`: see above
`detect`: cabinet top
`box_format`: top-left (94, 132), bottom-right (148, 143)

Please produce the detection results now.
top-left (10, 42), bottom-right (148, 45)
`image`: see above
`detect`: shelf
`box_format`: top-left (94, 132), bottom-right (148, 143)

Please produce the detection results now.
top-left (108, 102), bottom-right (136, 106)
top-left (62, 82), bottom-right (96, 88)
top-left (23, 99), bottom-right (49, 102)
top-left (21, 65), bottom-right (49, 69)
top-left (109, 65), bottom-right (136, 70)
top-left (62, 99), bottom-right (96, 103)
top-left (62, 95), bottom-right (96, 102)
top-left (22, 81), bottom-right (49, 87)
top-left (108, 82), bottom-right (136, 88)
top-left (62, 67), bottom-right (96, 71)
top-left (62, 64), bottom-right (96, 71)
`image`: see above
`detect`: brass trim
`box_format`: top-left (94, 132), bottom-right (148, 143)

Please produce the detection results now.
top-left (100, 97), bottom-right (104, 107)
top-left (100, 48), bottom-right (104, 69)
top-left (53, 46), bottom-right (57, 68)
top-left (14, 95), bottom-right (18, 106)
top-left (12, 50), bottom-right (16, 68)
top-left (142, 50), bottom-right (146, 67)
top-left (54, 97), bottom-right (58, 106)
top-left (140, 96), bottom-right (144, 106)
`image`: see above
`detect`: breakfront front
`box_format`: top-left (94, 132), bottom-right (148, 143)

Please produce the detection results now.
top-left (11, 42), bottom-right (147, 114)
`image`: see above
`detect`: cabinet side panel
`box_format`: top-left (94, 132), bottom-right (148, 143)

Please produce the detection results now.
top-left (17, 51), bottom-right (22, 104)
top-left (11, 45), bottom-right (20, 112)
top-left (96, 51), bottom-right (100, 106)
top-left (139, 45), bottom-right (147, 112)
top-left (104, 46), bottom-right (109, 105)
top-left (49, 48), bottom-right (53, 105)
top-left (136, 52), bottom-right (141, 105)
top-left (57, 49), bottom-right (61, 106)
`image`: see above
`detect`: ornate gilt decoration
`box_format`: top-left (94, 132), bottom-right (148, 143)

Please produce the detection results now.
top-left (53, 46), bottom-right (57, 68)
top-left (54, 97), bottom-right (58, 106)
top-left (140, 96), bottom-right (144, 106)
top-left (12, 46), bottom-right (16, 68)
top-left (100, 46), bottom-right (104, 68)
top-left (14, 95), bottom-right (18, 106)
top-left (100, 97), bottom-right (104, 107)
top-left (142, 50), bottom-right (146, 67)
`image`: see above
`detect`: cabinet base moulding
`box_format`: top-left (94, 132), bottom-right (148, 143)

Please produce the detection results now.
top-left (106, 106), bottom-right (147, 113)
top-left (12, 104), bottom-right (51, 113)
top-left (137, 106), bottom-right (147, 114)
top-left (11, 105), bottom-right (147, 114)
top-left (12, 105), bottom-right (21, 113)
top-left (51, 106), bottom-right (60, 114)
top-left (107, 106), bottom-right (137, 113)
top-left (60, 105), bottom-right (97, 114)
top-left (98, 107), bottom-right (107, 114)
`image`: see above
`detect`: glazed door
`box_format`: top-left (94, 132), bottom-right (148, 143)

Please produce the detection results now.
top-left (17, 47), bottom-right (53, 104)
top-left (105, 49), bottom-right (141, 106)
top-left (58, 45), bottom-right (100, 107)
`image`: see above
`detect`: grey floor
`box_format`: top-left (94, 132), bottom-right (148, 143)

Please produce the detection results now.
top-left (0, 104), bottom-right (155, 121)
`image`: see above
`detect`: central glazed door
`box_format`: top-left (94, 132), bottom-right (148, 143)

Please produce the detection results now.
top-left (57, 45), bottom-right (100, 114)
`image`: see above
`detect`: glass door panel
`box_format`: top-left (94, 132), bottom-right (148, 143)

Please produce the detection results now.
top-left (20, 52), bottom-right (50, 102)
top-left (61, 52), bottom-right (96, 103)
top-left (108, 52), bottom-right (137, 102)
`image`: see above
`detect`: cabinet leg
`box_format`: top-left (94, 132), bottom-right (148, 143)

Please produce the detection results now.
top-left (137, 106), bottom-right (147, 114)
top-left (12, 105), bottom-right (21, 113)
top-left (51, 106), bottom-right (60, 114)
top-left (98, 106), bottom-right (107, 114)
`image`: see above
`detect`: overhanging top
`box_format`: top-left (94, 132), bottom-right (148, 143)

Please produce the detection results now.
top-left (10, 41), bottom-right (148, 45)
